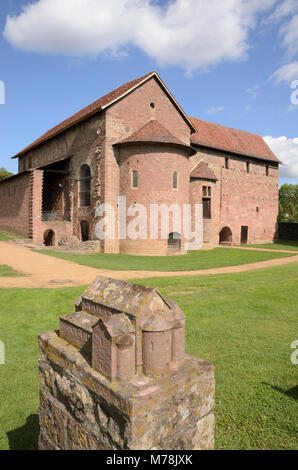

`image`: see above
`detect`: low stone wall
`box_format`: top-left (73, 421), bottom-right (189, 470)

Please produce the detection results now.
top-left (38, 331), bottom-right (215, 450)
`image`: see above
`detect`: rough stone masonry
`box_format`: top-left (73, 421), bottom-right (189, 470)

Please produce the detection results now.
top-left (38, 276), bottom-right (215, 450)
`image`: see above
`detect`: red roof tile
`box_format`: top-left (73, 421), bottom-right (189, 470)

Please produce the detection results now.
top-left (190, 161), bottom-right (218, 180)
top-left (114, 119), bottom-right (196, 156)
top-left (189, 117), bottom-right (279, 163)
top-left (13, 72), bottom-right (156, 158)
top-left (13, 71), bottom-right (196, 159)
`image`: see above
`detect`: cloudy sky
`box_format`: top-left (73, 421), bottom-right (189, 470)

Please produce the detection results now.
top-left (0, 0), bottom-right (297, 185)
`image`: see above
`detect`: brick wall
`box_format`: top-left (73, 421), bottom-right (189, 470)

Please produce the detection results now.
top-left (0, 172), bottom-right (31, 236)
top-left (190, 148), bottom-right (279, 245)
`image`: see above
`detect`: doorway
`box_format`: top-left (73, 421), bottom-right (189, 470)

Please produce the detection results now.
top-left (241, 226), bottom-right (248, 244)
top-left (219, 227), bottom-right (232, 245)
top-left (80, 221), bottom-right (89, 242)
top-left (44, 229), bottom-right (55, 247)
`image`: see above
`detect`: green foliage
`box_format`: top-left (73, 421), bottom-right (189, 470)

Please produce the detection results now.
top-left (0, 167), bottom-right (13, 182)
top-left (279, 184), bottom-right (298, 223)
top-left (35, 247), bottom-right (295, 272)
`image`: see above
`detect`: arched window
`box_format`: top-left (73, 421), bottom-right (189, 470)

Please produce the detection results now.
top-left (173, 171), bottom-right (178, 189)
top-left (168, 232), bottom-right (181, 251)
top-left (131, 170), bottom-right (138, 188)
top-left (79, 165), bottom-right (91, 207)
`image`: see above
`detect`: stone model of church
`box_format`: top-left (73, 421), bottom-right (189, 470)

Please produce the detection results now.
top-left (59, 276), bottom-right (186, 381)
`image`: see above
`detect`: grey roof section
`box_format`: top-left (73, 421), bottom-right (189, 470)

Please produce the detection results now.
top-left (82, 276), bottom-right (171, 317)
top-left (99, 313), bottom-right (134, 338)
top-left (61, 311), bottom-right (99, 333)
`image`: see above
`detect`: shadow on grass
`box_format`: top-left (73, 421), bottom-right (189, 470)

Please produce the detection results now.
top-left (7, 414), bottom-right (39, 450)
top-left (262, 383), bottom-right (298, 401)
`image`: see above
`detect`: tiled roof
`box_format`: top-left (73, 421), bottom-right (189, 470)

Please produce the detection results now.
top-left (190, 161), bottom-right (218, 180)
top-left (114, 119), bottom-right (196, 156)
top-left (81, 276), bottom-right (171, 317)
top-left (189, 117), bottom-right (280, 163)
top-left (12, 71), bottom-right (196, 159)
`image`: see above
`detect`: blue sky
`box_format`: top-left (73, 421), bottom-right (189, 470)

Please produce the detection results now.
top-left (0, 0), bottom-right (297, 185)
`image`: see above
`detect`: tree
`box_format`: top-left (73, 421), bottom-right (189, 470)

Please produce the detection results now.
top-left (0, 167), bottom-right (13, 182)
top-left (279, 184), bottom-right (298, 223)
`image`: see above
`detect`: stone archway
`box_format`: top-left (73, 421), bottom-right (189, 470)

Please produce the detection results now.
top-left (168, 232), bottom-right (181, 251)
top-left (44, 229), bottom-right (55, 247)
top-left (219, 227), bottom-right (232, 245)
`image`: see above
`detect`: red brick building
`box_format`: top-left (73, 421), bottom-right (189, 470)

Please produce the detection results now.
top-left (0, 71), bottom-right (279, 254)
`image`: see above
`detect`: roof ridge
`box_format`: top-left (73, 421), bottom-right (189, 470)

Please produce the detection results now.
top-left (189, 116), bottom-right (261, 138)
top-left (12, 71), bottom-right (157, 159)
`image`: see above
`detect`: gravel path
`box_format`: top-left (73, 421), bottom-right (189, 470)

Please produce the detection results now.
top-left (0, 241), bottom-right (297, 288)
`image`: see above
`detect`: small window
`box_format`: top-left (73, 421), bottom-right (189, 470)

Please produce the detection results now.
top-left (225, 158), bottom-right (229, 169)
top-left (132, 170), bottom-right (138, 188)
top-left (203, 198), bottom-right (211, 219)
top-left (266, 166), bottom-right (269, 176)
top-left (173, 171), bottom-right (178, 189)
top-left (203, 186), bottom-right (211, 197)
top-left (256, 207), bottom-right (260, 213)
top-left (246, 162), bottom-right (250, 173)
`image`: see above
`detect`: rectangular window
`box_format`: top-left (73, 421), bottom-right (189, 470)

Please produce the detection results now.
top-left (203, 198), bottom-right (211, 219)
top-left (225, 158), bottom-right (229, 169)
top-left (246, 162), bottom-right (250, 173)
top-left (132, 170), bottom-right (138, 188)
top-left (173, 171), bottom-right (178, 189)
top-left (266, 166), bottom-right (269, 176)
top-left (203, 186), bottom-right (211, 197)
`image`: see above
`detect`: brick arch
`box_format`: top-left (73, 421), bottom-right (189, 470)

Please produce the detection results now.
top-left (44, 229), bottom-right (55, 246)
top-left (219, 226), bottom-right (232, 245)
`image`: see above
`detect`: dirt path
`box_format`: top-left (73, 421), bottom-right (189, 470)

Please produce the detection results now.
top-left (0, 241), bottom-right (297, 288)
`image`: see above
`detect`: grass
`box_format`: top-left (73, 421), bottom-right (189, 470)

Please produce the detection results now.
top-left (240, 241), bottom-right (298, 251)
top-left (34, 247), bottom-right (295, 272)
top-left (0, 265), bottom-right (22, 277)
top-left (0, 230), bottom-right (24, 241)
top-left (0, 263), bottom-right (297, 450)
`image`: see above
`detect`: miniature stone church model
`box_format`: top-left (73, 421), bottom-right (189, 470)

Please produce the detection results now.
top-left (39, 275), bottom-right (215, 450)
top-left (60, 276), bottom-right (186, 381)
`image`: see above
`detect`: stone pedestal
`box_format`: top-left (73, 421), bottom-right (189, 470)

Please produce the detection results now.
top-left (38, 331), bottom-right (215, 450)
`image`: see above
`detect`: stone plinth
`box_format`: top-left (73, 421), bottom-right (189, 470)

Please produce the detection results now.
top-left (38, 331), bottom-right (215, 450)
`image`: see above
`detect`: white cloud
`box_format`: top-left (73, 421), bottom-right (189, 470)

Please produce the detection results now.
top-left (3, 0), bottom-right (277, 72)
top-left (206, 105), bottom-right (224, 115)
top-left (280, 14), bottom-right (298, 58)
top-left (266, 0), bottom-right (298, 23)
top-left (263, 135), bottom-right (298, 178)
top-left (246, 84), bottom-right (260, 98)
top-left (271, 61), bottom-right (298, 83)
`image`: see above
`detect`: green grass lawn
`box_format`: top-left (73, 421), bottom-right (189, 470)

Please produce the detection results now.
top-left (241, 241), bottom-right (298, 251)
top-left (34, 247), bottom-right (295, 272)
top-left (0, 265), bottom-right (22, 277)
top-left (0, 230), bottom-right (24, 241)
top-left (0, 263), bottom-right (297, 450)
